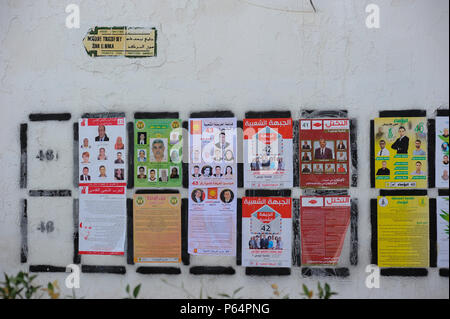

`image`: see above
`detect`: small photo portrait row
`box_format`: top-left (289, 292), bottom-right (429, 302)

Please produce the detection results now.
top-left (301, 151), bottom-right (347, 162)
top-left (375, 160), bottom-right (427, 176)
top-left (249, 155), bottom-right (285, 171)
top-left (136, 166), bottom-right (180, 182)
top-left (301, 163), bottom-right (348, 174)
top-left (191, 146), bottom-right (235, 163)
top-left (376, 138), bottom-right (427, 157)
top-left (137, 143), bottom-right (181, 163)
top-left (191, 164), bottom-right (234, 178)
top-left (300, 139), bottom-right (347, 161)
top-left (80, 128), bottom-right (125, 149)
top-left (80, 166), bottom-right (125, 181)
top-left (190, 188), bottom-right (235, 204)
top-left (249, 234), bottom-right (283, 250)
top-left (136, 130), bottom-right (181, 146)
top-left (80, 150), bottom-right (125, 164)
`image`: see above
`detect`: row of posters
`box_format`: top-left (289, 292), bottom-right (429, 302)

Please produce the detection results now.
top-left (78, 117), bottom-right (127, 255)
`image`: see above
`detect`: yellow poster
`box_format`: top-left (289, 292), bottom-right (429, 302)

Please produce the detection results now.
top-left (374, 117), bottom-right (428, 189)
top-left (133, 193), bottom-right (181, 263)
top-left (83, 27), bottom-right (156, 57)
top-left (377, 195), bottom-right (429, 267)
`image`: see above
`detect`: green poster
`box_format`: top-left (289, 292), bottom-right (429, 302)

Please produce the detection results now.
top-left (134, 119), bottom-right (182, 187)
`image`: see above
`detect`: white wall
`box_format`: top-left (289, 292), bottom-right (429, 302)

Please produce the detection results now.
top-left (0, 0), bottom-right (448, 299)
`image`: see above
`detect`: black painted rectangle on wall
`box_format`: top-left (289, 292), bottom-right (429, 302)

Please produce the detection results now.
top-left (81, 112), bottom-right (126, 119)
top-left (370, 120), bottom-right (375, 188)
top-left (29, 265), bottom-right (67, 273)
top-left (81, 265), bottom-right (126, 274)
top-left (189, 111), bottom-right (235, 118)
top-left (301, 267), bottom-right (350, 278)
top-left (245, 110), bottom-right (292, 119)
top-left (73, 122), bottom-right (79, 188)
top-left (73, 199), bottom-right (81, 264)
top-left (29, 113), bottom-right (71, 121)
top-left (379, 109), bottom-right (426, 118)
top-left (236, 198), bottom-right (242, 266)
top-left (436, 109), bottom-right (449, 117)
top-left (29, 190), bottom-right (72, 197)
top-left (136, 267), bottom-right (181, 275)
top-left (350, 118), bottom-right (358, 187)
top-left (380, 268), bottom-right (428, 277)
top-left (301, 110), bottom-right (348, 118)
top-left (245, 189), bottom-right (292, 197)
top-left (190, 266), bottom-right (235, 275)
top-left (429, 198), bottom-right (437, 267)
top-left (181, 198), bottom-right (190, 265)
top-left (350, 199), bottom-right (359, 266)
top-left (245, 267), bottom-right (291, 276)
top-left (293, 120), bottom-right (300, 187)
top-left (370, 199), bottom-right (378, 265)
top-left (127, 198), bottom-right (134, 265)
top-left (134, 112), bottom-right (179, 119)
top-left (292, 198), bottom-right (301, 267)
top-left (182, 120), bottom-right (188, 189)
top-left (20, 199), bottom-right (27, 263)
top-left (428, 119), bottom-right (436, 188)
top-left (20, 123), bottom-right (27, 189)
top-left (127, 122), bottom-right (134, 189)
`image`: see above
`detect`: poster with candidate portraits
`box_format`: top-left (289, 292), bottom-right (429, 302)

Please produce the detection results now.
top-left (79, 117), bottom-right (127, 185)
top-left (242, 197), bottom-right (292, 267)
top-left (299, 119), bottom-right (350, 189)
top-left (373, 117), bottom-right (428, 189)
top-left (188, 118), bottom-right (237, 256)
top-left (300, 196), bottom-right (350, 265)
top-left (243, 118), bottom-right (293, 188)
top-left (436, 116), bottom-right (449, 188)
top-left (78, 117), bottom-right (127, 255)
top-left (134, 119), bottom-right (182, 187)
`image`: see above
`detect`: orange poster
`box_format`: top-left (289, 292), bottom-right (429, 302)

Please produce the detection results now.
top-left (133, 193), bottom-right (181, 263)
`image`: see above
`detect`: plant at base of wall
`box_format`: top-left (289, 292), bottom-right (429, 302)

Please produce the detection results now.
top-left (301, 282), bottom-right (337, 299)
top-left (124, 283), bottom-right (142, 299)
top-left (0, 271), bottom-right (41, 299)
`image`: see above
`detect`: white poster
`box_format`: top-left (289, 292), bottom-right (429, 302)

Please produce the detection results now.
top-left (188, 118), bottom-right (237, 256)
top-left (437, 195), bottom-right (449, 268)
top-left (243, 118), bottom-right (293, 188)
top-left (78, 117), bottom-right (127, 255)
top-left (436, 116), bottom-right (449, 188)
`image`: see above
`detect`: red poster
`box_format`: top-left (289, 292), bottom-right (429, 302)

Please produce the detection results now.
top-left (300, 196), bottom-right (350, 265)
top-left (299, 118), bottom-right (350, 188)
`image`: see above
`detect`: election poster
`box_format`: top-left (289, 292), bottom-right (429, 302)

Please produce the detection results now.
top-left (437, 196), bottom-right (449, 268)
top-left (78, 185), bottom-right (126, 255)
top-left (242, 197), bottom-right (292, 267)
top-left (377, 195), bottom-right (429, 267)
top-left (299, 118), bottom-right (350, 189)
top-left (188, 118), bottom-right (237, 256)
top-left (78, 117), bottom-right (127, 255)
top-left (243, 118), bottom-right (293, 188)
top-left (300, 196), bottom-right (350, 265)
top-left (436, 116), bottom-right (449, 188)
top-left (133, 193), bottom-right (181, 263)
top-left (134, 119), bottom-right (182, 187)
top-left (373, 117), bottom-right (428, 189)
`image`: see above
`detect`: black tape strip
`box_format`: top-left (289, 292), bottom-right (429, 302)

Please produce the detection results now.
top-left (429, 198), bottom-right (437, 267)
top-left (245, 267), bottom-right (291, 276)
top-left (29, 113), bottom-right (71, 121)
top-left (20, 123), bottom-right (27, 189)
top-left (127, 198), bottom-right (134, 265)
top-left (73, 199), bottom-right (81, 264)
top-left (182, 121), bottom-right (188, 189)
top-left (292, 199), bottom-right (301, 267)
top-left (136, 267), bottom-right (181, 275)
top-left (380, 268), bottom-right (428, 277)
top-left (370, 199), bottom-right (378, 265)
top-left (29, 265), bottom-right (67, 273)
top-left (301, 267), bottom-right (350, 277)
top-left (436, 109), bottom-right (449, 117)
top-left (189, 111), bottom-right (235, 118)
top-left (350, 199), bottom-right (358, 266)
top-left (190, 266), bottom-right (235, 275)
top-left (127, 122), bottom-right (134, 189)
top-left (439, 268), bottom-right (449, 277)
top-left (379, 189), bottom-right (427, 196)
top-left (237, 120), bottom-right (244, 188)
top-left (301, 110), bottom-right (348, 118)
top-left (350, 118), bottom-right (358, 187)
top-left (293, 120), bottom-right (300, 187)
top-left (370, 120), bottom-right (375, 188)
top-left (428, 119), bottom-right (436, 188)
top-left (438, 189), bottom-right (449, 196)
top-left (29, 190), bottom-right (72, 197)
top-left (134, 112), bottom-right (179, 119)
top-left (244, 111), bottom-right (292, 118)
top-left (73, 122), bottom-right (79, 188)
top-left (135, 189), bottom-right (180, 194)
top-left (81, 265), bottom-right (126, 274)
top-left (81, 112), bottom-right (126, 118)
top-left (20, 199), bottom-right (27, 263)
top-left (236, 198), bottom-right (242, 266)
top-left (181, 198), bottom-right (190, 265)
top-left (245, 189), bottom-right (291, 197)
top-left (379, 110), bottom-right (426, 117)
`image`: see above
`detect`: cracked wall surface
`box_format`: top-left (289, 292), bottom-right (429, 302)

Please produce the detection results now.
top-left (0, 0), bottom-right (448, 298)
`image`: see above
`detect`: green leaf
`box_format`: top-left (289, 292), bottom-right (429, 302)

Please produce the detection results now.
top-left (126, 284), bottom-right (130, 294)
top-left (217, 293), bottom-right (231, 298)
top-left (302, 284), bottom-right (310, 296)
top-left (133, 284), bottom-right (141, 298)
